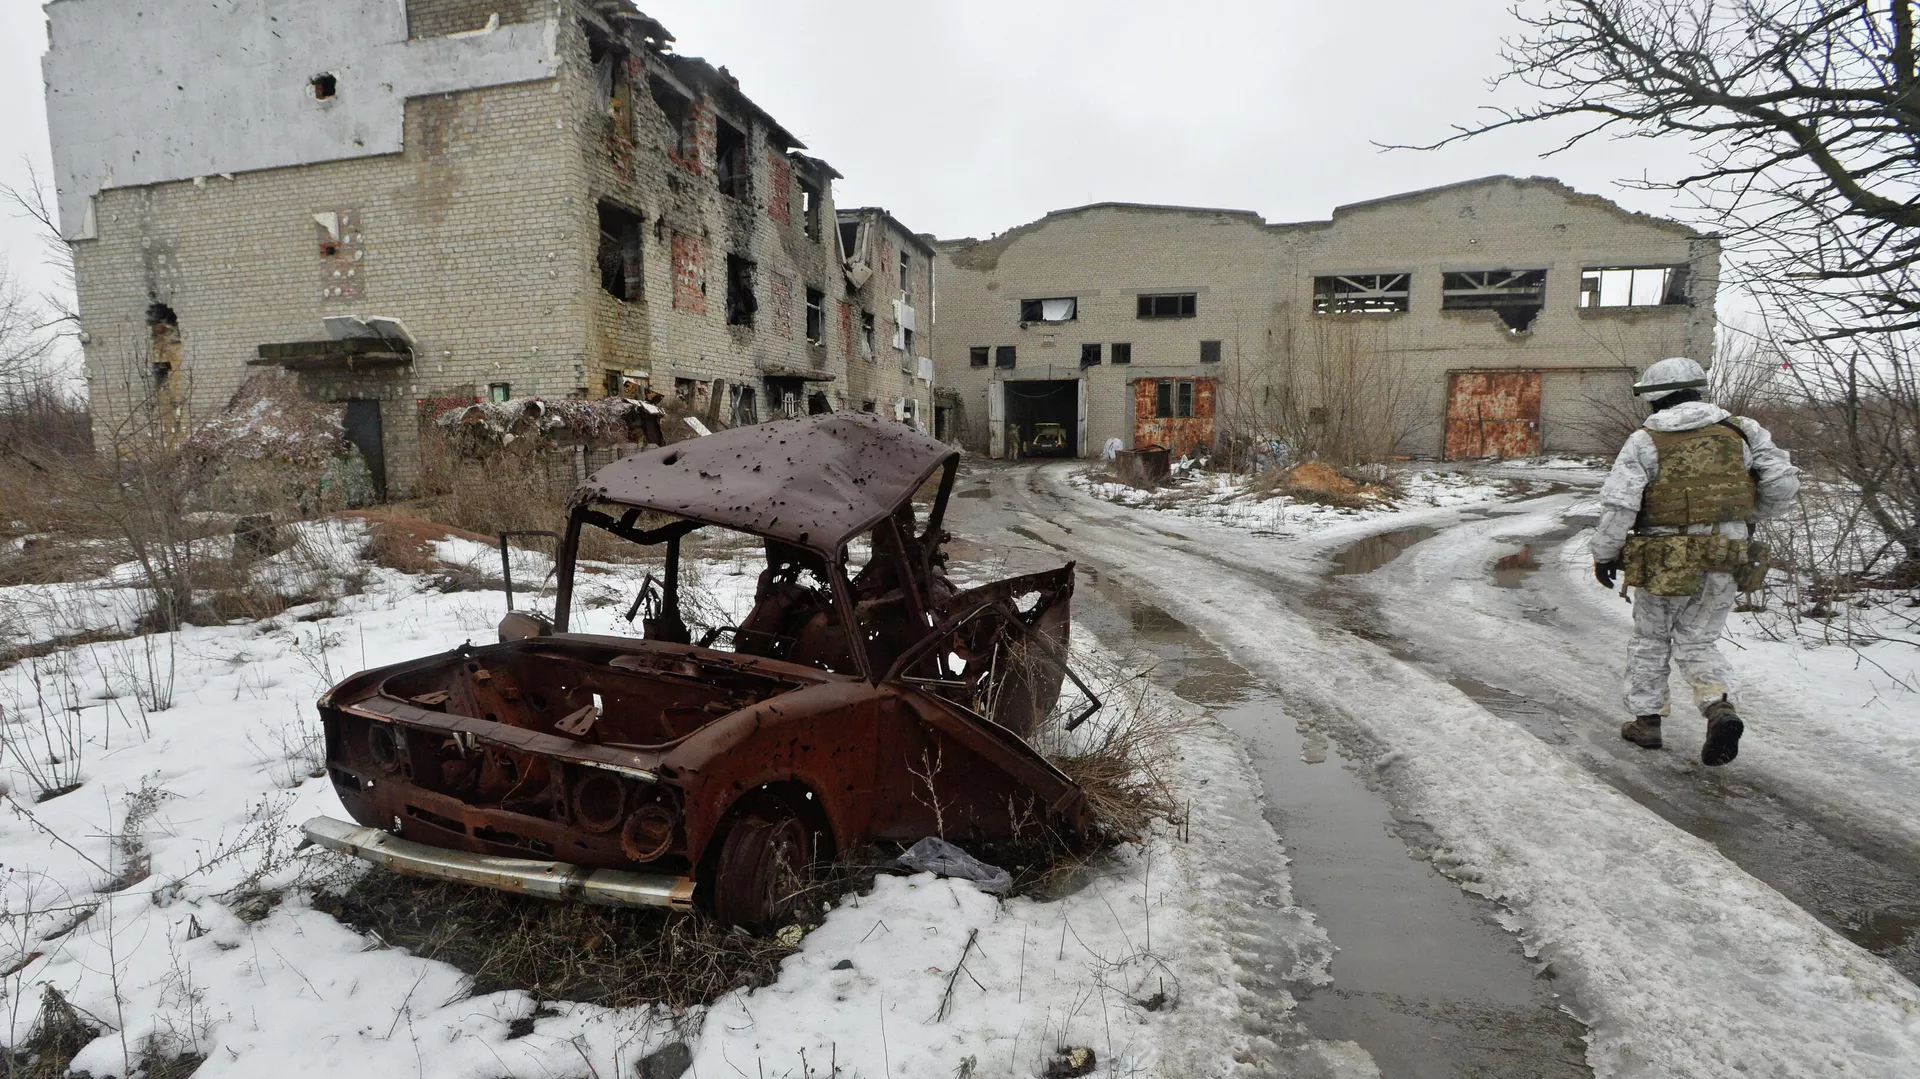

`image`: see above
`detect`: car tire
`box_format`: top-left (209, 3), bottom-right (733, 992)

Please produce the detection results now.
top-left (710, 809), bottom-right (812, 931)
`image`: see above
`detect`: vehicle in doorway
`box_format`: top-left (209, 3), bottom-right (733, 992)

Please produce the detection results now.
top-left (303, 412), bottom-right (1097, 930)
top-left (1024, 422), bottom-right (1071, 458)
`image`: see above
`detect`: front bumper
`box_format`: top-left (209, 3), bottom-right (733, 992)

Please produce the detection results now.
top-left (303, 815), bottom-right (696, 911)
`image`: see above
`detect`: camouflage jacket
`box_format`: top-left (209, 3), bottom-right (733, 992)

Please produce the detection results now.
top-left (1589, 401), bottom-right (1799, 564)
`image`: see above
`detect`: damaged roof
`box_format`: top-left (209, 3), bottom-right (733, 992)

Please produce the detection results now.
top-left (577, 411), bottom-right (954, 554)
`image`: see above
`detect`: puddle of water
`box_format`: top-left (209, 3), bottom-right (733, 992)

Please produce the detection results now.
top-left (1220, 698), bottom-right (1591, 1079)
top-left (957, 486), bottom-right (992, 499)
top-left (1492, 546), bottom-right (1541, 589)
top-left (1006, 524), bottom-right (1069, 552)
top-left (1330, 526), bottom-right (1438, 576)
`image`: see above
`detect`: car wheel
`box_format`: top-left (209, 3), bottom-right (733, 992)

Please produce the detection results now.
top-left (711, 809), bottom-right (811, 931)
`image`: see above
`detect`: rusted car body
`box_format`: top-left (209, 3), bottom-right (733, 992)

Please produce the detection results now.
top-left (305, 412), bottom-right (1091, 928)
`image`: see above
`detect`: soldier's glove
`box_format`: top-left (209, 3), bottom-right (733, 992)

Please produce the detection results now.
top-left (1594, 559), bottom-right (1621, 589)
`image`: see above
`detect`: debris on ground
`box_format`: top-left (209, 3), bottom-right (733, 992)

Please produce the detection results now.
top-left (894, 836), bottom-right (1012, 894)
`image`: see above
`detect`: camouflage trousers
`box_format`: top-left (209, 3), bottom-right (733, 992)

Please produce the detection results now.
top-left (1624, 570), bottom-right (1740, 717)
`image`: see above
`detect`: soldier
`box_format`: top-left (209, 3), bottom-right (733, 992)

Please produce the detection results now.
top-left (1590, 357), bottom-right (1799, 765)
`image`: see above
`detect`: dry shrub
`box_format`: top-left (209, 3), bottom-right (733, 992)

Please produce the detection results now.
top-left (1246, 460), bottom-right (1398, 508)
top-left (3, 987), bottom-right (99, 1079)
top-left (321, 873), bottom-right (796, 1010)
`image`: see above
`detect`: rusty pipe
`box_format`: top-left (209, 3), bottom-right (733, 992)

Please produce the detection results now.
top-left (302, 816), bottom-right (694, 910)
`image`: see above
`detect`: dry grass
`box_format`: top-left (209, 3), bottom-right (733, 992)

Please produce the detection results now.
top-left (3, 987), bottom-right (98, 1079)
top-left (321, 872), bottom-right (804, 1010)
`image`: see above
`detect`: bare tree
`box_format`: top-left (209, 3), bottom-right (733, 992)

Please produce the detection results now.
top-left (1409, 1), bottom-right (1920, 580)
top-left (1407, 1), bottom-right (1920, 344)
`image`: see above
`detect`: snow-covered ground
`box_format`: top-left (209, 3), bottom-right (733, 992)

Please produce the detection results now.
top-left (1011, 461), bottom-right (1920, 1078)
top-left (0, 519), bottom-right (1358, 1077)
top-left (1072, 463), bottom-right (1518, 538)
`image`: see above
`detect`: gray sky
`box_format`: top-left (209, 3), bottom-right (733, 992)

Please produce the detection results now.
top-left (0, 0), bottom-right (1710, 374)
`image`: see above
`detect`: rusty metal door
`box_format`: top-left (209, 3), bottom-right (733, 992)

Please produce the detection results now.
top-left (1444, 372), bottom-right (1541, 459)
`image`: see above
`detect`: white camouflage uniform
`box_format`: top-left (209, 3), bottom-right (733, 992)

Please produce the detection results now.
top-left (1588, 401), bottom-right (1800, 717)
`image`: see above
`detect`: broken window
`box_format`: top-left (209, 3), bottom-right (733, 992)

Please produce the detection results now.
top-left (800, 178), bottom-right (823, 242)
top-left (674, 377), bottom-right (698, 402)
top-left (806, 287), bottom-right (826, 344)
top-left (903, 327), bottom-right (915, 354)
top-left (648, 75), bottom-right (693, 158)
top-left (1110, 342), bottom-right (1132, 365)
top-left (310, 73), bottom-right (337, 100)
top-left (147, 303), bottom-right (180, 386)
top-left (489, 382), bottom-right (512, 402)
top-left (1200, 340), bottom-right (1222, 363)
top-left (1153, 379), bottom-right (1195, 419)
top-left (838, 221), bottom-right (863, 263)
top-left (715, 118), bottom-right (750, 200)
top-left (596, 202), bottom-right (643, 301)
top-left (726, 254), bottom-right (756, 326)
top-left (995, 345), bottom-right (1016, 369)
top-left (1081, 343), bottom-right (1101, 366)
top-left (899, 250), bottom-right (911, 293)
top-left (970, 347), bottom-right (989, 367)
top-left (1018, 297), bottom-right (1077, 323)
top-left (728, 384), bottom-right (757, 425)
top-left (1441, 269), bottom-right (1548, 332)
top-left (1312, 273), bottom-right (1411, 314)
top-left (585, 23), bottom-right (630, 127)
top-left (1579, 266), bottom-right (1689, 308)
top-left (860, 311), bottom-right (876, 356)
top-left (1137, 293), bottom-right (1196, 319)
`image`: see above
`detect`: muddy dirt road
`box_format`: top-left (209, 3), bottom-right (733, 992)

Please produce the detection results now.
top-left (946, 460), bottom-right (1920, 1078)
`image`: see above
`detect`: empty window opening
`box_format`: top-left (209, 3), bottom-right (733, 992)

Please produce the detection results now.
top-left (1153, 379), bottom-right (1196, 419)
top-left (1579, 266), bottom-right (1689, 308)
top-left (310, 73), bottom-right (337, 100)
top-left (1200, 340), bottom-right (1222, 363)
top-left (1110, 342), bottom-right (1132, 365)
top-left (1018, 297), bottom-right (1077, 323)
top-left (728, 384), bottom-right (758, 425)
top-left (489, 382), bottom-right (512, 402)
top-left (838, 221), bottom-right (862, 263)
top-left (648, 76), bottom-right (693, 157)
top-left (584, 23), bottom-right (630, 125)
top-left (800, 178), bottom-right (823, 241)
top-left (1081, 343), bottom-right (1102, 366)
top-left (861, 399), bottom-right (876, 413)
top-left (1137, 293), bottom-right (1196, 319)
top-left (715, 118), bottom-right (750, 200)
top-left (1441, 269), bottom-right (1547, 332)
top-left (903, 327), bottom-right (916, 354)
top-left (860, 311), bottom-right (875, 356)
top-left (147, 302), bottom-right (181, 385)
top-left (995, 345), bottom-right (1016, 369)
top-left (970, 346), bottom-right (990, 368)
top-left (899, 250), bottom-right (911, 293)
top-left (597, 202), bottom-right (643, 301)
top-left (1313, 273), bottom-right (1411, 314)
top-left (808, 391), bottom-right (831, 415)
top-left (805, 287), bottom-right (826, 344)
top-left (726, 254), bottom-right (757, 326)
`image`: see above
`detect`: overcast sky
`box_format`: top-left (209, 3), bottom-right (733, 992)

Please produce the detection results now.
top-left (0, 0), bottom-right (1712, 374)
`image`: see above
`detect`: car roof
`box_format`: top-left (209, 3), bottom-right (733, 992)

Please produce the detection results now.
top-left (577, 411), bottom-right (957, 555)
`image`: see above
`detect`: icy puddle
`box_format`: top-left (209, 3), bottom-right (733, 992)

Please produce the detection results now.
top-left (1076, 567), bottom-right (1593, 1078)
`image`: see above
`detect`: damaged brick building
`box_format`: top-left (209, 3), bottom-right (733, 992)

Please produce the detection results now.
top-left (43, 0), bottom-right (936, 495)
top-left (932, 177), bottom-right (1719, 460)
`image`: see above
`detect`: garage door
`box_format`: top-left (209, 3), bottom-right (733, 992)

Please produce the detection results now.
top-left (1444, 371), bottom-right (1541, 459)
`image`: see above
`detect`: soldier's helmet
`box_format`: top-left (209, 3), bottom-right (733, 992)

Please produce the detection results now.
top-left (1632, 356), bottom-right (1709, 401)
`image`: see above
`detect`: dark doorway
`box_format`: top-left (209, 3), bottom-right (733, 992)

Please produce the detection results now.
top-left (1003, 378), bottom-right (1079, 458)
top-left (342, 399), bottom-right (388, 500)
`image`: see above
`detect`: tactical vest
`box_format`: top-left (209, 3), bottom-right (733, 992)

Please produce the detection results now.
top-left (1634, 423), bottom-right (1756, 531)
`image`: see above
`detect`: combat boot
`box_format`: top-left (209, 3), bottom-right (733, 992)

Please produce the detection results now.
top-left (1701, 697), bottom-right (1744, 766)
top-left (1620, 715), bottom-right (1663, 749)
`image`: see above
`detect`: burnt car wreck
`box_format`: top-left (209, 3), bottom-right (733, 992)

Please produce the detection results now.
top-left (304, 412), bottom-right (1094, 929)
